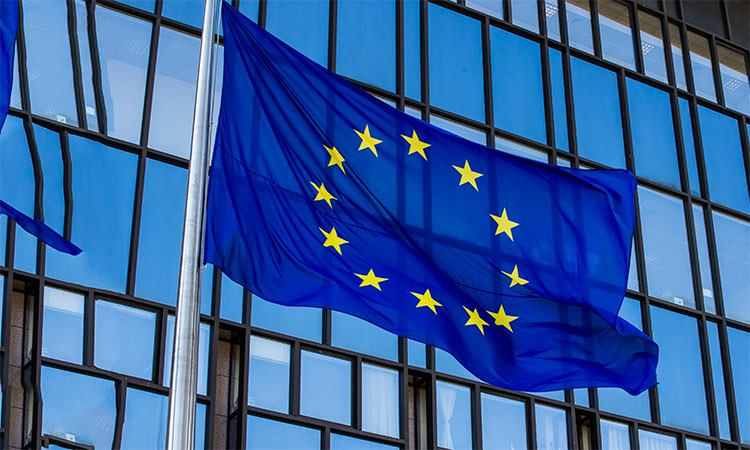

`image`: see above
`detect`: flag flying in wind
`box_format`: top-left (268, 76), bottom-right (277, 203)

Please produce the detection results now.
top-left (0, 1), bottom-right (81, 256)
top-left (206, 5), bottom-right (658, 394)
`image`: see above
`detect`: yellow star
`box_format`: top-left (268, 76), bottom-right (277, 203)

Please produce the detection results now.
top-left (355, 269), bottom-right (388, 291)
top-left (452, 160), bottom-right (484, 191)
top-left (309, 181), bottom-right (337, 209)
top-left (325, 145), bottom-right (346, 173)
top-left (412, 289), bottom-right (442, 314)
top-left (319, 226), bottom-right (349, 255)
top-left (401, 130), bottom-right (431, 160)
top-left (490, 208), bottom-right (519, 241)
top-left (501, 265), bottom-right (529, 288)
top-left (486, 305), bottom-right (518, 332)
top-left (354, 124), bottom-right (382, 157)
top-left (462, 306), bottom-right (489, 335)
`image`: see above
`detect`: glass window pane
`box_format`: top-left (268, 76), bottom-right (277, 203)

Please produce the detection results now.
top-left (94, 300), bottom-right (156, 379)
top-left (638, 11), bottom-right (667, 83)
top-left (23, 0), bottom-right (78, 125)
top-left (490, 26), bottom-right (546, 144)
top-left (42, 287), bottom-right (84, 364)
top-left (697, 106), bottom-right (749, 214)
top-left (598, 0), bottom-right (635, 70)
top-left (404, 0), bottom-right (421, 100)
top-left (535, 404), bottom-right (568, 450)
top-left (687, 31), bottom-right (716, 102)
top-left (430, 115), bottom-right (486, 144)
top-left (95, 6), bottom-right (151, 143)
top-left (436, 381), bottom-right (472, 450)
top-left (668, 23), bottom-right (687, 90)
top-left (574, 388), bottom-right (589, 407)
top-left (682, 0), bottom-right (726, 37)
top-left (265, 0), bottom-right (329, 67)
top-left (164, 316), bottom-right (210, 395)
top-left (337, 0), bottom-right (395, 92)
top-left (678, 98), bottom-right (701, 197)
top-left (331, 433), bottom-right (398, 450)
top-left (219, 272), bottom-right (244, 322)
top-left (650, 306), bottom-right (709, 434)
top-left (571, 57), bottom-right (626, 169)
top-left (712, 211), bottom-right (750, 323)
top-left (706, 321), bottom-right (730, 440)
top-left (480, 393), bottom-right (526, 449)
top-left (549, 48), bottom-right (568, 152)
top-left (627, 78), bottom-right (680, 189)
top-left (600, 419), bottom-right (630, 450)
top-left (627, 240), bottom-right (639, 292)
top-left (362, 364), bottom-right (399, 437)
top-left (495, 137), bottom-right (548, 162)
top-left (428, 4), bottom-right (484, 122)
top-left (246, 415), bottom-right (320, 449)
top-left (638, 187), bottom-right (694, 307)
top-left (466, 0), bottom-right (502, 19)
top-left (121, 388), bottom-right (168, 449)
top-left (300, 350), bottom-right (351, 425)
top-left (511, 0), bottom-right (539, 33)
top-left (148, 27), bottom-right (199, 158)
top-left (135, 159), bottom-right (187, 305)
top-left (74, 0), bottom-right (98, 130)
top-left (686, 439), bottom-right (712, 450)
top-left (35, 124), bottom-right (65, 236)
top-left (566, 0), bottom-right (594, 54)
top-left (435, 348), bottom-right (480, 382)
top-left (238, 0), bottom-right (259, 21)
top-left (251, 295), bottom-right (321, 341)
top-left (727, 0), bottom-right (749, 48)
top-left (408, 339), bottom-right (426, 367)
top-left (41, 366), bottom-right (116, 450)
top-left (45, 136), bottom-right (137, 293)
top-left (332, 311), bottom-right (398, 361)
top-left (248, 336), bottom-right (290, 413)
top-left (638, 429), bottom-right (677, 450)
top-left (717, 45), bottom-right (750, 115)
top-left (692, 205), bottom-right (715, 313)
top-left (10, 48), bottom-right (20, 109)
top-left (161, 0), bottom-right (205, 28)
top-left (727, 327), bottom-right (750, 444)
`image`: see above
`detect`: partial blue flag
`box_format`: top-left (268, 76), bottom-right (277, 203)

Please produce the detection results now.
top-left (206, 5), bottom-right (657, 394)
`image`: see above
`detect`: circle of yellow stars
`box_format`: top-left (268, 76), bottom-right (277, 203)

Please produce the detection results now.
top-left (309, 124), bottom-right (528, 336)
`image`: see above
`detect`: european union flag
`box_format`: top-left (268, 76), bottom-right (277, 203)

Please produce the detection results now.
top-left (206, 5), bottom-right (658, 394)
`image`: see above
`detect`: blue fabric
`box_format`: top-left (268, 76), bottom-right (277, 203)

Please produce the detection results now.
top-left (1, 0), bottom-right (18, 131)
top-left (0, 200), bottom-right (81, 255)
top-left (206, 5), bottom-right (658, 394)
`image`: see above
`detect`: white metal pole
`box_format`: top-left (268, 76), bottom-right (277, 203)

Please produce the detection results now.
top-left (166, 0), bottom-right (218, 448)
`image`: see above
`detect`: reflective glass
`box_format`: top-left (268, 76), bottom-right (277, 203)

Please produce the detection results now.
top-left (95, 6), bottom-right (151, 143)
top-left (687, 31), bottom-right (716, 102)
top-left (691, 205), bottom-right (715, 313)
top-left (436, 381), bottom-right (472, 450)
top-left (697, 106), bottom-right (749, 214)
top-left (727, 327), bottom-right (750, 444)
top-left (435, 348), bottom-right (480, 382)
top-left (678, 98), bottom-right (701, 197)
top-left (42, 287), bottom-right (84, 364)
top-left (573, 388), bottom-right (589, 407)
top-left (571, 57), bottom-right (625, 169)
top-left (331, 434), bottom-right (398, 450)
top-left (41, 366), bottom-right (116, 450)
top-left (337, 0), bottom-right (395, 92)
top-left (164, 316), bottom-right (210, 395)
top-left (598, 297), bottom-right (650, 420)
top-left (74, 0), bottom-right (98, 131)
top-left (248, 336), bottom-right (290, 413)
top-left (428, 4), bottom-right (484, 122)
top-left (668, 23), bottom-right (687, 90)
top-left (466, 0), bottom-right (502, 19)
top-left (35, 124), bottom-right (64, 235)
top-left (650, 306), bottom-right (709, 434)
top-left (94, 300), bottom-right (156, 379)
top-left (495, 137), bottom-right (548, 162)
top-left (10, 50), bottom-right (20, 109)
top-left (566, 0), bottom-right (594, 54)
top-left (45, 136), bottom-right (137, 292)
top-left (549, 48), bottom-right (568, 152)
top-left (404, 0), bottom-right (421, 99)
top-left (480, 393), bottom-right (526, 449)
top-left (717, 46), bottom-right (750, 115)
top-left (727, 0), bottom-right (749, 49)
top-left (638, 187), bottom-right (694, 307)
top-left (600, 419), bottom-right (629, 450)
top-left (681, 0), bottom-right (725, 37)
top-left (707, 321), bottom-right (730, 440)
top-left (251, 295), bottom-right (322, 342)
top-left (430, 115), bottom-right (485, 144)
top-left (300, 351), bottom-right (351, 424)
top-left (362, 364), bottom-right (399, 437)
top-left (597, 0), bottom-right (635, 70)
top-left (535, 404), bottom-right (568, 450)
top-left (148, 27), bottom-right (199, 158)
top-left (238, 0), bottom-right (259, 21)
top-left (220, 272), bottom-right (244, 322)
top-left (712, 211), bottom-right (750, 323)
top-left (408, 339), bottom-right (426, 367)
top-left (490, 26), bottom-right (546, 144)
top-left (332, 311), bottom-right (398, 361)
top-left (135, 159), bottom-right (187, 305)
top-left (246, 415), bottom-right (320, 449)
top-left (638, 429), bottom-right (677, 450)
top-left (627, 240), bottom-right (639, 292)
top-left (121, 388), bottom-right (167, 449)
top-left (627, 78), bottom-right (680, 189)
top-left (638, 11), bottom-right (668, 83)
top-left (545, 0), bottom-right (561, 41)
top-left (117, 0), bottom-right (155, 12)
top-left (265, 0), bottom-right (329, 67)
top-left (200, 264), bottom-right (214, 316)
top-left (686, 440), bottom-right (712, 450)
top-left (162, 0), bottom-right (205, 28)
top-left (511, 0), bottom-right (539, 33)
top-left (23, 0), bottom-right (78, 126)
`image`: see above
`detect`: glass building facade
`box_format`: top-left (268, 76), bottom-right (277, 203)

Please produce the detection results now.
top-left (0, 0), bottom-right (748, 449)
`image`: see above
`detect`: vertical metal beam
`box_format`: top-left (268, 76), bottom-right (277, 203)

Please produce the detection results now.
top-left (165, 0), bottom-right (218, 448)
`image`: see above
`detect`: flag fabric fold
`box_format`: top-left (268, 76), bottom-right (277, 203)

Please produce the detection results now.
top-left (206, 5), bottom-right (657, 394)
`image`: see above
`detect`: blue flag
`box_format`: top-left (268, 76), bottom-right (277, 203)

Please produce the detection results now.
top-left (206, 5), bottom-right (657, 394)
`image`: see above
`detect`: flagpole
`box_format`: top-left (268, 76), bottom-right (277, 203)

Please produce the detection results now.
top-left (166, 0), bottom-right (218, 447)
